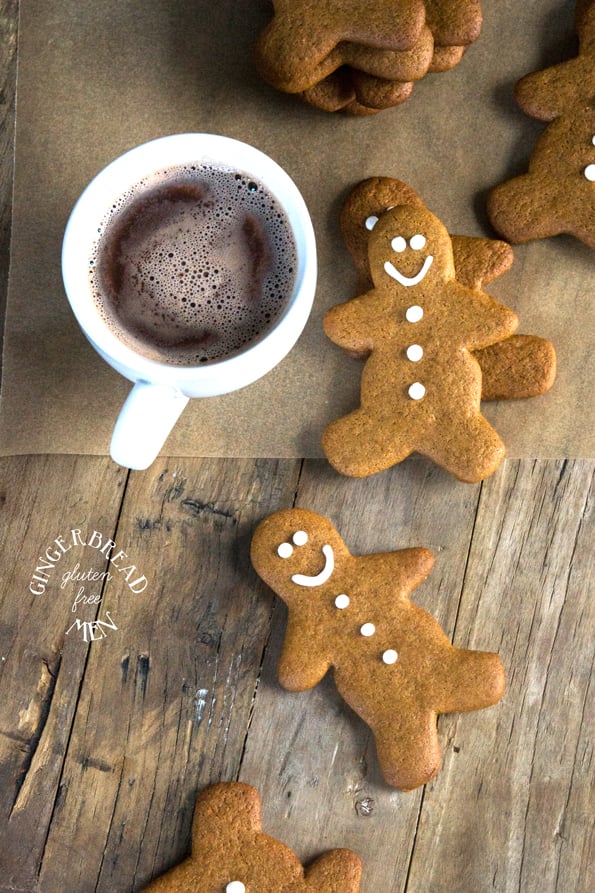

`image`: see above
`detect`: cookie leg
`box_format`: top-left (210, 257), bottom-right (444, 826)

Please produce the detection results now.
top-left (421, 412), bottom-right (505, 482)
top-left (372, 708), bottom-right (442, 791)
top-left (304, 849), bottom-right (362, 891)
top-left (322, 409), bottom-right (413, 477)
top-left (476, 334), bottom-right (556, 401)
top-left (437, 648), bottom-right (505, 713)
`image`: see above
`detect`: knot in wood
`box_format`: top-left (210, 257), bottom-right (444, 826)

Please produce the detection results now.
top-left (355, 797), bottom-right (375, 817)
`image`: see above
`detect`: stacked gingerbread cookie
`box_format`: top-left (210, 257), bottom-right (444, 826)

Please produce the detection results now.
top-left (255, 0), bottom-right (483, 113)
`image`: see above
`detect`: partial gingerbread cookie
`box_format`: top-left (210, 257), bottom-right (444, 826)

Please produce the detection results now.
top-left (322, 202), bottom-right (524, 481)
top-left (429, 44), bottom-right (465, 73)
top-left (301, 69), bottom-right (360, 114)
top-left (255, 1), bottom-right (484, 113)
top-left (289, 25), bottom-right (435, 93)
top-left (251, 509), bottom-right (505, 791)
top-left (340, 28), bottom-right (434, 80)
top-left (339, 177), bottom-right (556, 401)
top-left (142, 782), bottom-right (362, 892)
top-left (487, 1), bottom-right (595, 249)
top-left (301, 70), bottom-right (411, 115)
top-left (350, 71), bottom-right (414, 110)
top-left (255, 0), bottom-right (426, 93)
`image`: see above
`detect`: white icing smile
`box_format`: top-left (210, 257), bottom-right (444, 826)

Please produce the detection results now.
top-left (384, 255), bottom-right (433, 287)
top-left (291, 544), bottom-right (335, 587)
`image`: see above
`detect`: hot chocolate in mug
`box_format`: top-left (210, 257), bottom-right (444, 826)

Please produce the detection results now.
top-left (62, 133), bottom-right (317, 469)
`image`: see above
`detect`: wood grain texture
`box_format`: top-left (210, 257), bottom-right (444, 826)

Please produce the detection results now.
top-left (0, 3), bottom-right (593, 892)
top-left (406, 460), bottom-right (594, 893)
top-left (0, 457), bottom-right (301, 891)
top-left (0, 462), bottom-right (593, 892)
top-left (0, 455), bottom-right (127, 892)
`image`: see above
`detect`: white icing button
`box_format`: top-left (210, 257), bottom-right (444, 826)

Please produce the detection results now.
top-left (406, 344), bottom-right (423, 362)
top-left (292, 530), bottom-right (308, 546)
top-left (405, 305), bottom-right (423, 323)
top-left (335, 594), bottom-right (350, 609)
top-left (226, 883), bottom-right (246, 893)
top-left (410, 233), bottom-right (426, 250)
top-left (382, 649), bottom-right (399, 665)
top-left (592, 134), bottom-right (595, 145)
top-left (408, 382), bottom-right (426, 400)
top-left (365, 214), bottom-right (378, 231)
top-left (278, 542), bottom-right (293, 559)
top-left (360, 623), bottom-right (376, 637)
top-left (584, 163), bottom-right (595, 182)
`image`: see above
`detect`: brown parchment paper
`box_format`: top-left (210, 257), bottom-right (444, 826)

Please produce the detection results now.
top-left (0, 0), bottom-right (593, 460)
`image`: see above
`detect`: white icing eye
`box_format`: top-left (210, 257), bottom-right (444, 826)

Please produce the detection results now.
top-left (365, 215), bottom-right (379, 230)
top-left (408, 382), bottom-right (426, 400)
top-left (360, 622), bottom-right (376, 637)
top-left (592, 134), bottom-right (595, 145)
top-left (405, 305), bottom-right (424, 323)
top-left (409, 234), bottom-right (426, 250)
top-left (391, 235), bottom-right (407, 253)
top-left (335, 594), bottom-right (350, 609)
top-left (292, 530), bottom-right (308, 546)
top-left (382, 649), bottom-right (399, 665)
top-left (278, 542), bottom-right (293, 559)
top-left (584, 163), bottom-right (595, 182)
top-left (406, 344), bottom-right (424, 362)
top-left (226, 883), bottom-right (246, 893)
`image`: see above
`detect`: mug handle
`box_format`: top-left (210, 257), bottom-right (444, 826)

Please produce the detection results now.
top-left (110, 382), bottom-right (189, 470)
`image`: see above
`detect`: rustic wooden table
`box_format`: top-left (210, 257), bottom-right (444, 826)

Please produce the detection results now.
top-left (0, 3), bottom-right (592, 891)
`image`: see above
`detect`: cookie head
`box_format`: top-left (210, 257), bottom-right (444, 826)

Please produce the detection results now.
top-left (142, 782), bottom-right (362, 891)
top-left (367, 205), bottom-right (455, 289)
top-left (251, 508), bottom-right (350, 600)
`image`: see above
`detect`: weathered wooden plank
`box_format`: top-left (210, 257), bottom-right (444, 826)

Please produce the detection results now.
top-left (0, 0), bottom-right (17, 326)
top-left (34, 457), bottom-right (301, 893)
top-left (239, 457), bottom-right (483, 891)
top-left (0, 455), bottom-right (126, 892)
top-left (406, 459), bottom-right (594, 893)
top-left (0, 454), bottom-right (592, 893)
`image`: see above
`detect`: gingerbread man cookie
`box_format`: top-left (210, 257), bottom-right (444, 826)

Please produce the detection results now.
top-left (322, 203), bottom-right (520, 481)
top-left (251, 509), bottom-right (505, 791)
top-left (255, 1), bottom-right (484, 114)
top-left (339, 177), bottom-right (556, 401)
top-left (255, 0), bottom-right (426, 93)
top-left (487, 1), bottom-right (595, 249)
top-left (285, 25), bottom-right (435, 94)
top-left (142, 782), bottom-right (362, 892)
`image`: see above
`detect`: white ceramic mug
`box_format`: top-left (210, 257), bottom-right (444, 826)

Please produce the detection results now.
top-left (62, 133), bottom-right (317, 470)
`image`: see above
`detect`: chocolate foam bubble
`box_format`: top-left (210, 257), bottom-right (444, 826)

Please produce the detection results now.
top-left (89, 164), bottom-right (297, 365)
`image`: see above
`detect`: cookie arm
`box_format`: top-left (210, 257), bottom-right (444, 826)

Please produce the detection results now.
top-left (277, 612), bottom-right (331, 691)
top-left (323, 292), bottom-right (380, 352)
top-left (354, 547), bottom-right (435, 597)
top-left (435, 647), bottom-right (505, 713)
top-left (450, 235), bottom-right (514, 288)
top-left (514, 59), bottom-right (591, 121)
